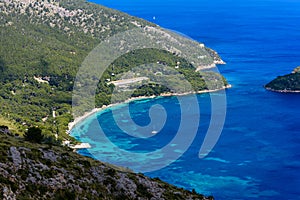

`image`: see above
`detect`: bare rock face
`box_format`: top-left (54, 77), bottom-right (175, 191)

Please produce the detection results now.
top-left (292, 66), bottom-right (300, 73)
top-left (9, 147), bottom-right (22, 171)
top-left (2, 186), bottom-right (16, 200)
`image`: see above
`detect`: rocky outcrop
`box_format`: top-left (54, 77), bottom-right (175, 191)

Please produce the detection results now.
top-left (292, 66), bottom-right (300, 73)
top-left (205, 47), bottom-right (226, 65)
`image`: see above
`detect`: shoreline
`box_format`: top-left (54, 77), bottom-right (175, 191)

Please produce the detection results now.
top-left (265, 87), bottom-right (300, 93)
top-left (68, 84), bottom-right (231, 133)
top-left (67, 95), bottom-right (157, 132)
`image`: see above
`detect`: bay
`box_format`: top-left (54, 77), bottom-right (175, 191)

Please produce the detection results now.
top-left (71, 0), bottom-right (300, 199)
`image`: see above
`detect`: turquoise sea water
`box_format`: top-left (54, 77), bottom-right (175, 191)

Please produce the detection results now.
top-left (71, 0), bottom-right (300, 199)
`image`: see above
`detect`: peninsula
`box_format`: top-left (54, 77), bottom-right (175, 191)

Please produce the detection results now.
top-left (0, 0), bottom-right (228, 137)
top-left (0, 0), bottom-right (228, 198)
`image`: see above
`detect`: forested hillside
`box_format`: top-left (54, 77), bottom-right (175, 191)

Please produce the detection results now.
top-left (0, 0), bottom-right (227, 140)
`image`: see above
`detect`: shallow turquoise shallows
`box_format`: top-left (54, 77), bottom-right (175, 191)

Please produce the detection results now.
top-left (71, 0), bottom-right (300, 199)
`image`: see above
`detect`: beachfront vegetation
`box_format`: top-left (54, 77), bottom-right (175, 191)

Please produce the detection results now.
top-left (0, 0), bottom-right (228, 139)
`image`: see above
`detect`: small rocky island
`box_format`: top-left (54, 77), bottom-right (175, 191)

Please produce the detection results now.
top-left (265, 66), bottom-right (300, 92)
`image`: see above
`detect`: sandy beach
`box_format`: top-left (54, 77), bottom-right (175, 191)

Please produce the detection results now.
top-left (67, 84), bottom-right (231, 133)
top-left (67, 95), bottom-right (157, 132)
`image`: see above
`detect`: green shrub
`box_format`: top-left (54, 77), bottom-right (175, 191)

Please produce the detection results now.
top-left (24, 127), bottom-right (43, 143)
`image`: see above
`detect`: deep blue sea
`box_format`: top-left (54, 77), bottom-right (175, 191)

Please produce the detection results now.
top-left (71, 0), bottom-right (300, 199)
